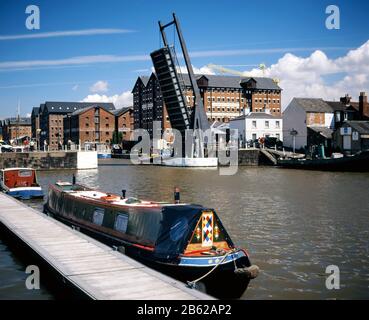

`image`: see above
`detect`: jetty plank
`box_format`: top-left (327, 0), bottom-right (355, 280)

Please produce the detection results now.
top-left (0, 193), bottom-right (212, 300)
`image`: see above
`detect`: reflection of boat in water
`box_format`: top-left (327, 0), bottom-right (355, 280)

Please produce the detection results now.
top-left (44, 182), bottom-right (259, 298)
top-left (0, 168), bottom-right (44, 200)
top-left (277, 150), bottom-right (369, 172)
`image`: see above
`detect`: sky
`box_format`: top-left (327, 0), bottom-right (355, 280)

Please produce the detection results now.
top-left (0, 0), bottom-right (369, 118)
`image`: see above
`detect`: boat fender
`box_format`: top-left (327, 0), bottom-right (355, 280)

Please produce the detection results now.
top-left (101, 195), bottom-right (120, 202)
top-left (234, 265), bottom-right (259, 279)
top-left (118, 246), bottom-right (126, 254)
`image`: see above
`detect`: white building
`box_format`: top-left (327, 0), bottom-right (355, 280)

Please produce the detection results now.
top-left (229, 111), bottom-right (283, 144)
top-left (283, 98), bottom-right (334, 151)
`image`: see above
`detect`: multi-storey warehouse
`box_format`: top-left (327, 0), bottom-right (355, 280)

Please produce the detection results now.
top-left (132, 72), bottom-right (282, 135)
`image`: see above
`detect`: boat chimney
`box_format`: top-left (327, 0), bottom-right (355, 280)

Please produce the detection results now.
top-left (174, 187), bottom-right (180, 204)
top-left (121, 189), bottom-right (126, 199)
top-left (72, 174), bottom-right (76, 185)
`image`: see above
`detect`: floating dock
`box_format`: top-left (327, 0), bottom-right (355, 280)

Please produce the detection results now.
top-left (0, 193), bottom-right (212, 300)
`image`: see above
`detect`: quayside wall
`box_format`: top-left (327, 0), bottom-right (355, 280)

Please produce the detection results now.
top-left (0, 151), bottom-right (97, 170)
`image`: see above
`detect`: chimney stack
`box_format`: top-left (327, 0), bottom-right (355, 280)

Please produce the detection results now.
top-left (340, 94), bottom-right (351, 106)
top-left (359, 92), bottom-right (367, 119)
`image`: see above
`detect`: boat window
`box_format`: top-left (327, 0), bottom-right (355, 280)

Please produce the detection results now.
top-left (170, 217), bottom-right (189, 242)
top-left (18, 170), bottom-right (33, 177)
top-left (92, 208), bottom-right (105, 226)
top-left (114, 213), bottom-right (129, 233)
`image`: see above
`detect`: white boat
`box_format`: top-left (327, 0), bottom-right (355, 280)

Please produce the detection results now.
top-left (0, 168), bottom-right (44, 200)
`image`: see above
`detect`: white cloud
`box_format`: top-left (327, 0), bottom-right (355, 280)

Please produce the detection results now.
top-left (0, 28), bottom-right (135, 41)
top-left (72, 84), bottom-right (79, 91)
top-left (205, 40), bottom-right (369, 110)
top-left (81, 90), bottom-right (132, 108)
top-left (90, 80), bottom-right (108, 93)
top-left (177, 65), bottom-right (215, 75)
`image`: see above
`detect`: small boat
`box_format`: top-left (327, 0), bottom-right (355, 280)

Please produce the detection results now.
top-left (97, 152), bottom-right (112, 159)
top-left (0, 168), bottom-right (44, 200)
top-left (277, 150), bottom-right (369, 172)
top-left (44, 182), bottom-right (259, 298)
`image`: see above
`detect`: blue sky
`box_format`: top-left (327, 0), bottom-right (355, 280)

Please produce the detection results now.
top-left (1, 0), bottom-right (369, 117)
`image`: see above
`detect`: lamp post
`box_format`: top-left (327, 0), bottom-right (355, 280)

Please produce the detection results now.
top-left (36, 128), bottom-right (41, 151)
top-left (290, 129), bottom-right (298, 154)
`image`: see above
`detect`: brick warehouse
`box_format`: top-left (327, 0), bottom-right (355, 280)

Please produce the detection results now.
top-left (1, 117), bottom-right (32, 142)
top-left (114, 106), bottom-right (134, 141)
top-left (35, 101), bottom-right (115, 150)
top-left (63, 105), bottom-right (116, 148)
top-left (132, 72), bottom-right (282, 136)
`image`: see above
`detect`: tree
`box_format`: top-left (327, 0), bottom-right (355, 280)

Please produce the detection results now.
top-left (112, 132), bottom-right (123, 145)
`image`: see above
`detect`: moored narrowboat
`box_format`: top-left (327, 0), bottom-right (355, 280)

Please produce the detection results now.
top-left (0, 168), bottom-right (44, 200)
top-left (44, 182), bottom-right (259, 298)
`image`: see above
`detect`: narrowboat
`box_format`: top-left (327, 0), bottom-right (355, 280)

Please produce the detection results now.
top-left (0, 168), bottom-right (44, 200)
top-left (44, 182), bottom-right (259, 298)
top-left (277, 150), bottom-right (369, 172)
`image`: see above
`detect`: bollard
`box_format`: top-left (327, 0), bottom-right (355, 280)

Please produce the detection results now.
top-left (174, 187), bottom-right (180, 204)
top-left (72, 174), bottom-right (76, 185)
top-left (121, 189), bottom-right (126, 199)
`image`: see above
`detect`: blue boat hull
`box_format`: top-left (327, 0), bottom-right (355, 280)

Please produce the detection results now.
top-left (98, 153), bottom-right (112, 159)
top-left (7, 189), bottom-right (44, 200)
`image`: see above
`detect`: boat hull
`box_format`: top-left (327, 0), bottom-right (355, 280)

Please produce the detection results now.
top-left (4, 187), bottom-right (44, 200)
top-left (44, 202), bottom-right (252, 298)
top-left (277, 150), bottom-right (369, 172)
top-left (98, 153), bottom-right (112, 159)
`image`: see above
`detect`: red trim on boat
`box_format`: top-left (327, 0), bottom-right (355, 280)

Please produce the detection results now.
top-left (131, 243), bottom-right (155, 252)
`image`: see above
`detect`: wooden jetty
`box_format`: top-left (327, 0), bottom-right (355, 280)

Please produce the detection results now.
top-left (0, 193), bottom-right (212, 300)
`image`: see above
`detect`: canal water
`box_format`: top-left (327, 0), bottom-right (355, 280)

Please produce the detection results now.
top-left (1, 160), bottom-right (369, 299)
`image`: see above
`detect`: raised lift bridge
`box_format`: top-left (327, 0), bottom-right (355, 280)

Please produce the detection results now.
top-left (150, 13), bottom-right (210, 158)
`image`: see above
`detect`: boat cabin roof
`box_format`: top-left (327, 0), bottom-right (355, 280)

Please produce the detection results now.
top-left (54, 182), bottom-right (178, 208)
top-left (1, 168), bottom-right (36, 172)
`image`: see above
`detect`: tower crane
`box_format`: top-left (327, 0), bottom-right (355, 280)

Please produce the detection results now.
top-left (206, 63), bottom-right (280, 85)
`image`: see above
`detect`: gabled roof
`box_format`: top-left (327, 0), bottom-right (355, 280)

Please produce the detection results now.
top-left (308, 126), bottom-right (334, 139)
top-left (4, 117), bottom-right (31, 125)
top-left (113, 106), bottom-right (133, 117)
top-left (292, 98), bottom-right (333, 113)
top-left (345, 121), bottom-right (369, 134)
top-left (131, 76), bottom-right (150, 92)
top-left (39, 103), bottom-right (46, 113)
top-left (43, 101), bottom-right (115, 114)
top-left (31, 107), bottom-right (40, 116)
top-left (146, 72), bottom-right (281, 90)
top-left (181, 74), bottom-right (281, 90)
top-left (325, 101), bottom-right (348, 112)
top-left (70, 104), bottom-right (115, 117)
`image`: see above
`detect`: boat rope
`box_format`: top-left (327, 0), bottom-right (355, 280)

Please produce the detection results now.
top-left (186, 249), bottom-right (236, 289)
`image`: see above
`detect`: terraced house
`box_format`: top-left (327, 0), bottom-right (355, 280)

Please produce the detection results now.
top-left (132, 73), bottom-right (282, 136)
